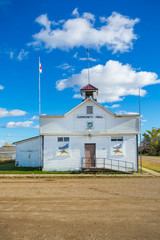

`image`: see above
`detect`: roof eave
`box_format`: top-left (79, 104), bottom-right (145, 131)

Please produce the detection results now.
top-left (13, 136), bottom-right (39, 145)
top-left (40, 115), bottom-right (64, 118)
top-left (115, 114), bottom-right (140, 118)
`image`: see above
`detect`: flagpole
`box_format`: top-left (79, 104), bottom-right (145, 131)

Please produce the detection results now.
top-left (39, 57), bottom-right (41, 171)
top-left (39, 57), bottom-right (41, 116)
top-left (87, 49), bottom-right (90, 84)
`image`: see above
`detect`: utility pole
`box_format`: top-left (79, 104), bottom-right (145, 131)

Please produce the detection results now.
top-left (139, 87), bottom-right (142, 172)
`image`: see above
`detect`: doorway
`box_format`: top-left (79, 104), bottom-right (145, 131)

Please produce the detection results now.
top-left (85, 144), bottom-right (96, 168)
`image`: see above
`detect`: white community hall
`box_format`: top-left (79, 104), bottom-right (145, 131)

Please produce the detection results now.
top-left (14, 84), bottom-right (140, 172)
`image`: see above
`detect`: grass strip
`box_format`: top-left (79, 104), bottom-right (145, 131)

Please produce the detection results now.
top-left (0, 161), bottom-right (132, 175)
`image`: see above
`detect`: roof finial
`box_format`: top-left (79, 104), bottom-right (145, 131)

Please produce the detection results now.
top-left (87, 49), bottom-right (90, 84)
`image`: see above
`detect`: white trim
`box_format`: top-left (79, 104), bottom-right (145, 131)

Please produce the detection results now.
top-left (40, 132), bottom-right (140, 136)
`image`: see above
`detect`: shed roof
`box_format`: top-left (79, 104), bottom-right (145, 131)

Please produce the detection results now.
top-left (13, 136), bottom-right (39, 145)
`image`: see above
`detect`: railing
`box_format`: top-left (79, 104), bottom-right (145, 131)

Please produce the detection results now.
top-left (81, 157), bottom-right (134, 172)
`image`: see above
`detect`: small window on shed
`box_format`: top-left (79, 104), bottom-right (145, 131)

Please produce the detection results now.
top-left (111, 136), bottom-right (123, 141)
top-left (64, 137), bottom-right (69, 142)
top-left (58, 137), bottom-right (63, 142)
top-left (87, 106), bottom-right (93, 114)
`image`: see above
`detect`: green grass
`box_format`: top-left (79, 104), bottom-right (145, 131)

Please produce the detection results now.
top-left (0, 161), bottom-right (78, 174)
top-left (139, 159), bottom-right (160, 173)
top-left (0, 161), bottom-right (130, 174)
top-left (140, 154), bottom-right (160, 157)
top-left (138, 168), bottom-right (147, 173)
top-left (142, 165), bottom-right (160, 173)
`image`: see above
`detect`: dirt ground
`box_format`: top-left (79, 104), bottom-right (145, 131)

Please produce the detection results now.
top-left (0, 178), bottom-right (160, 240)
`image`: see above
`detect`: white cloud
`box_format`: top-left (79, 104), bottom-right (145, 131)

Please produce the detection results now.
top-left (116, 110), bottom-right (139, 115)
top-left (31, 115), bottom-right (39, 120)
top-left (57, 63), bottom-right (72, 70)
top-left (141, 119), bottom-right (147, 122)
top-left (0, 85), bottom-right (4, 90)
top-left (29, 11), bottom-right (139, 53)
top-left (0, 108), bottom-right (27, 118)
top-left (57, 63), bottom-right (75, 72)
top-left (7, 134), bottom-right (12, 137)
top-left (58, 19), bottom-right (65, 24)
top-left (5, 121), bottom-right (33, 128)
top-left (35, 14), bottom-right (52, 30)
top-left (82, 12), bottom-right (95, 22)
top-left (105, 104), bottom-right (120, 109)
top-left (99, 16), bottom-right (107, 23)
top-left (73, 94), bottom-right (82, 99)
top-left (32, 125), bottom-right (39, 129)
top-left (72, 8), bottom-right (79, 18)
top-left (73, 52), bottom-right (78, 59)
top-left (9, 51), bottom-right (14, 59)
top-left (17, 49), bottom-right (29, 61)
top-left (56, 60), bottom-right (160, 103)
top-left (79, 57), bottom-right (97, 62)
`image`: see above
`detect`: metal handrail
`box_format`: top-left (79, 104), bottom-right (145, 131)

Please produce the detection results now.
top-left (81, 157), bottom-right (134, 172)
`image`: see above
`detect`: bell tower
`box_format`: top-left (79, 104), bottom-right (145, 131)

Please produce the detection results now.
top-left (80, 49), bottom-right (98, 101)
top-left (80, 84), bottom-right (98, 101)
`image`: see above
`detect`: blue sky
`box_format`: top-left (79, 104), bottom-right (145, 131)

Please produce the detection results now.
top-left (0, 0), bottom-right (160, 145)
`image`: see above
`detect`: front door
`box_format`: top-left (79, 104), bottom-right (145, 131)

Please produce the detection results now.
top-left (85, 144), bottom-right (96, 168)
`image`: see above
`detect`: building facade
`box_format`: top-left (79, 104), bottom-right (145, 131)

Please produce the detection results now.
top-left (14, 84), bottom-right (140, 172)
top-left (0, 144), bottom-right (16, 161)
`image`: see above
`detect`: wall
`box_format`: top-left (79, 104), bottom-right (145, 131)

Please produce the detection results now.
top-left (0, 146), bottom-right (16, 160)
top-left (15, 137), bottom-right (41, 167)
top-left (43, 135), bottom-right (137, 172)
top-left (40, 100), bottom-right (140, 135)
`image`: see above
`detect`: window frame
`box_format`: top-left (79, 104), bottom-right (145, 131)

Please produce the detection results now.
top-left (58, 137), bottom-right (63, 142)
top-left (64, 137), bottom-right (70, 142)
top-left (86, 106), bottom-right (93, 114)
top-left (111, 136), bottom-right (123, 142)
top-left (57, 137), bottom-right (70, 142)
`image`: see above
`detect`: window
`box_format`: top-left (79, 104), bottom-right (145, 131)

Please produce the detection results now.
top-left (58, 137), bottom-right (70, 142)
top-left (87, 106), bottom-right (93, 114)
top-left (64, 137), bottom-right (69, 142)
top-left (58, 137), bottom-right (63, 142)
top-left (111, 136), bottom-right (123, 141)
top-left (87, 122), bottom-right (93, 129)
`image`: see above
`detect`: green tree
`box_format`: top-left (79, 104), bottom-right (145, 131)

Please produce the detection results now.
top-left (142, 128), bottom-right (160, 156)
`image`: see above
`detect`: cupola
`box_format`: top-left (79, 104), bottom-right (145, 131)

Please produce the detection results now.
top-left (80, 84), bottom-right (98, 101)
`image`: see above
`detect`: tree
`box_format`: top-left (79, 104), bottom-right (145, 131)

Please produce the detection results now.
top-left (142, 128), bottom-right (160, 156)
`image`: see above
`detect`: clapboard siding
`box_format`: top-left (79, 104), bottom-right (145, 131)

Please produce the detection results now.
top-left (40, 100), bottom-right (140, 135)
top-left (15, 137), bottom-right (41, 167)
top-left (43, 135), bottom-right (137, 171)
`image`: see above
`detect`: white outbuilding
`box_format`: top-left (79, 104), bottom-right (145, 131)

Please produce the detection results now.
top-left (14, 84), bottom-right (140, 172)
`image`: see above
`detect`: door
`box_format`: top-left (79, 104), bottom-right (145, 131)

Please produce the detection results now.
top-left (85, 144), bottom-right (96, 168)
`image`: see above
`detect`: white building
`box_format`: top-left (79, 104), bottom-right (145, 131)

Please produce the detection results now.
top-left (14, 84), bottom-right (140, 172)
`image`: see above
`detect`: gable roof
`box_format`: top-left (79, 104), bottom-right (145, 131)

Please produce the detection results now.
top-left (65, 98), bottom-right (115, 116)
top-left (81, 84), bottom-right (98, 91)
top-left (40, 98), bottom-right (140, 119)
